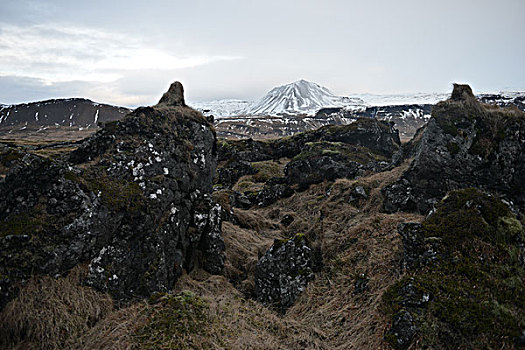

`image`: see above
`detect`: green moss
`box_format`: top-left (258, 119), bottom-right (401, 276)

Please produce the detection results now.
top-left (0, 211), bottom-right (48, 237)
top-left (293, 141), bottom-right (385, 164)
top-left (273, 233), bottom-right (307, 250)
top-left (438, 120), bottom-right (459, 136)
top-left (251, 160), bottom-right (284, 182)
top-left (321, 149), bottom-right (340, 156)
top-left (134, 291), bottom-right (211, 350)
top-left (0, 149), bottom-right (24, 163)
top-left (446, 142), bottom-right (460, 155)
top-left (103, 120), bottom-right (119, 132)
top-left (384, 332), bottom-right (399, 348)
top-left (68, 169), bottom-right (144, 212)
top-left (382, 189), bottom-right (525, 349)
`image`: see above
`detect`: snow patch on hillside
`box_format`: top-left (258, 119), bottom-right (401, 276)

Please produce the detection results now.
top-left (190, 99), bottom-right (252, 118)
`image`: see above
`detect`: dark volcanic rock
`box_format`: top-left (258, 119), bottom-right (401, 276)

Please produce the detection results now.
top-left (450, 83), bottom-right (475, 101)
top-left (285, 154), bottom-right (363, 190)
top-left (397, 223), bottom-right (439, 270)
top-left (280, 214), bottom-right (295, 227)
top-left (383, 84), bottom-right (525, 214)
top-left (479, 93), bottom-right (525, 112)
top-left (352, 104), bottom-right (433, 140)
top-left (0, 82), bottom-right (224, 304)
top-left (218, 118), bottom-right (401, 164)
top-left (158, 81), bottom-right (186, 107)
top-left (255, 182), bottom-right (294, 207)
top-left (304, 118), bottom-right (401, 156)
top-left (385, 310), bottom-right (418, 350)
top-left (216, 118), bottom-right (400, 209)
top-left (219, 118), bottom-right (399, 188)
top-left (215, 160), bottom-right (256, 188)
top-left (255, 234), bottom-right (315, 312)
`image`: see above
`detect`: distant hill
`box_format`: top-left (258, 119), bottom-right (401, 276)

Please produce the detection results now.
top-left (0, 98), bottom-right (131, 130)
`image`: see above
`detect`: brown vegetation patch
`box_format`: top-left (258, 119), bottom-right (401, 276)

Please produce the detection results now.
top-left (0, 266), bottom-right (113, 350)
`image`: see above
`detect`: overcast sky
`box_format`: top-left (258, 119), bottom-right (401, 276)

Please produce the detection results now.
top-left (0, 0), bottom-right (523, 106)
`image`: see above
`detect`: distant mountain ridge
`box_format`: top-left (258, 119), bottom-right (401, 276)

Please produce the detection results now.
top-left (0, 98), bottom-right (131, 130)
top-left (2, 85), bottom-right (524, 141)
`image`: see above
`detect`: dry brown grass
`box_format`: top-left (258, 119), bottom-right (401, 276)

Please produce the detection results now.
top-left (72, 302), bottom-right (149, 350)
top-left (287, 212), bottom-right (422, 349)
top-left (0, 126), bottom-right (96, 144)
top-left (174, 272), bottom-right (327, 350)
top-left (177, 160), bottom-right (422, 349)
top-left (70, 273), bottom-right (327, 350)
top-left (0, 266), bottom-right (113, 350)
top-left (222, 214), bottom-right (283, 294)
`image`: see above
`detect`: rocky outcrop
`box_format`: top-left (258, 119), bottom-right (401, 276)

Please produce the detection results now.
top-left (284, 153), bottom-right (363, 190)
top-left (0, 82), bottom-right (224, 305)
top-left (215, 160), bottom-right (256, 188)
top-left (397, 223), bottom-right (438, 270)
top-left (216, 118), bottom-right (400, 207)
top-left (383, 84), bottom-right (525, 214)
top-left (158, 81), bottom-right (186, 107)
top-left (218, 118), bottom-right (401, 164)
top-left (255, 234), bottom-right (315, 312)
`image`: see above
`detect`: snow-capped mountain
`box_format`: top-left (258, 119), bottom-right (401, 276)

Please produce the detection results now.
top-left (190, 99), bottom-right (252, 118)
top-left (243, 79), bottom-right (365, 116)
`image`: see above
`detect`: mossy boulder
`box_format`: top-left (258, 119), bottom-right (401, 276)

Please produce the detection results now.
top-left (383, 189), bottom-right (525, 349)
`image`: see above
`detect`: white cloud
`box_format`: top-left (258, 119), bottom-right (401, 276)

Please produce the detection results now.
top-left (0, 24), bottom-right (241, 85)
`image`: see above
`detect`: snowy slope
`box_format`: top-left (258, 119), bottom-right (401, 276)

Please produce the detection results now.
top-left (355, 92), bottom-right (450, 106)
top-left (190, 99), bottom-right (252, 118)
top-left (243, 80), bottom-right (365, 116)
top-left (355, 91), bottom-right (525, 107)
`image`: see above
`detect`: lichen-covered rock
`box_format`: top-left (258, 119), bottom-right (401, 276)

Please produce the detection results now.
top-left (383, 84), bottom-right (525, 214)
top-left (217, 118), bottom-right (401, 165)
top-left (255, 234), bottom-right (314, 312)
top-left (0, 82), bottom-right (224, 304)
top-left (158, 81), bottom-right (186, 107)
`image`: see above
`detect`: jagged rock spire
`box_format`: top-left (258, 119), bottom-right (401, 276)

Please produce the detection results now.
top-left (451, 83), bottom-right (475, 101)
top-left (158, 81), bottom-right (185, 106)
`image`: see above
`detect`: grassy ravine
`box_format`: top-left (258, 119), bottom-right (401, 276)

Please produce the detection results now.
top-left (383, 188), bottom-right (525, 349)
